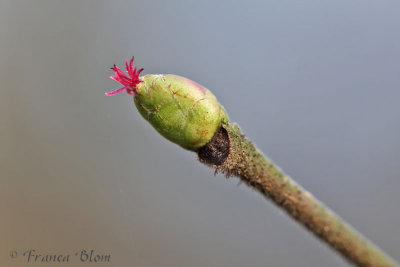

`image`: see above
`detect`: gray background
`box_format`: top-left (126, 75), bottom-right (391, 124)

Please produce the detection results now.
top-left (1, 1), bottom-right (399, 266)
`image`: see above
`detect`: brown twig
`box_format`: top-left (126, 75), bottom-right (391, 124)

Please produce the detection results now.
top-left (198, 123), bottom-right (398, 267)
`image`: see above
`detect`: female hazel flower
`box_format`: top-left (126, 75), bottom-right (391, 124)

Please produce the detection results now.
top-left (105, 57), bottom-right (229, 151)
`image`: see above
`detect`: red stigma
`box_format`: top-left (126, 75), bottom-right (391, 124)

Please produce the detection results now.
top-left (105, 57), bottom-right (143, 96)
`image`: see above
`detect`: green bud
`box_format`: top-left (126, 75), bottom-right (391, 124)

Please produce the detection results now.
top-left (106, 57), bottom-right (229, 151)
top-left (135, 74), bottom-right (228, 151)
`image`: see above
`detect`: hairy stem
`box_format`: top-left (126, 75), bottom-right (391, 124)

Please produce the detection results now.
top-left (198, 123), bottom-right (398, 267)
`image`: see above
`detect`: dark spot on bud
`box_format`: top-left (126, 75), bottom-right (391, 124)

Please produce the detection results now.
top-left (198, 126), bottom-right (230, 165)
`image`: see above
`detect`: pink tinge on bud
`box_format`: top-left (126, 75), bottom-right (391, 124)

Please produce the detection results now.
top-left (105, 57), bottom-right (143, 96)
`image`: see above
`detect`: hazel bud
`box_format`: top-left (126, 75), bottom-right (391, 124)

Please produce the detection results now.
top-left (105, 57), bottom-right (228, 151)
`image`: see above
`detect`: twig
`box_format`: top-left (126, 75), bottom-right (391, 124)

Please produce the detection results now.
top-left (198, 123), bottom-right (398, 267)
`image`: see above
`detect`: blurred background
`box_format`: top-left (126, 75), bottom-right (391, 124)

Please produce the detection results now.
top-left (1, 1), bottom-right (399, 266)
